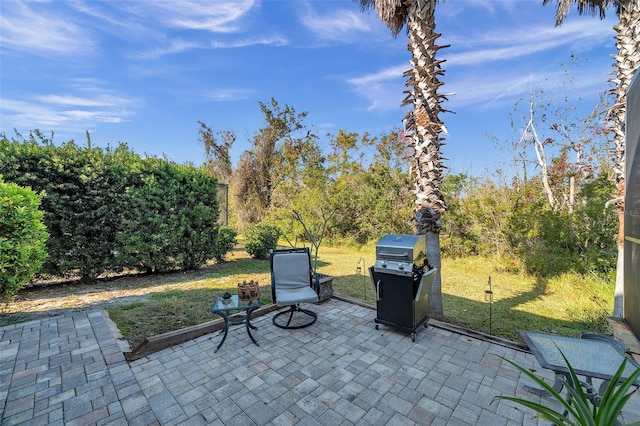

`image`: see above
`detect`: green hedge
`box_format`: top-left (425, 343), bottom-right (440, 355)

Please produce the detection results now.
top-left (0, 133), bottom-right (223, 281)
top-left (0, 177), bottom-right (48, 301)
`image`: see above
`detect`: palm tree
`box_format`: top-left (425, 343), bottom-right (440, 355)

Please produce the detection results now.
top-left (543, 0), bottom-right (640, 317)
top-left (356, 0), bottom-right (449, 319)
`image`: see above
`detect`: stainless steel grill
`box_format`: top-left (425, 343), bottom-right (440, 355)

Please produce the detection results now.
top-left (373, 234), bottom-right (427, 277)
top-left (369, 234), bottom-right (435, 342)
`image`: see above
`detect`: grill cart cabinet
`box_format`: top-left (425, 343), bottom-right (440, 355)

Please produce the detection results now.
top-left (369, 234), bottom-right (436, 342)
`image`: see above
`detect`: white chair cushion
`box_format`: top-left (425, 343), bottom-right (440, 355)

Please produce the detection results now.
top-left (275, 286), bottom-right (318, 306)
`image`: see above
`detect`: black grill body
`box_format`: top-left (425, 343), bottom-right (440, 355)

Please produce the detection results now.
top-left (369, 234), bottom-right (433, 342)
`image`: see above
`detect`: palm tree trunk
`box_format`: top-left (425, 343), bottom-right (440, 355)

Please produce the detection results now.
top-left (611, 0), bottom-right (640, 317)
top-left (416, 208), bottom-right (443, 319)
top-left (357, 0), bottom-right (449, 319)
top-left (402, 0), bottom-right (448, 319)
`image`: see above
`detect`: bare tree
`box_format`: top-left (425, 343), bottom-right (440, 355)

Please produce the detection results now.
top-left (197, 121), bottom-right (234, 183)
top-left (232, 98), bottom-right (312, 226)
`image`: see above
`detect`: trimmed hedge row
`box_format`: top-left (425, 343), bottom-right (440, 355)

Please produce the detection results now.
top-left (0, 135), bottom-right (222, 281)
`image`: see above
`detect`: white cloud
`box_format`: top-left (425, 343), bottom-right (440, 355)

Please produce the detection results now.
top-left (447, 73), bottom-right (535, 109)
top-left (210, 36), bottom-right (289, 49)
top-left (119, 0), bottom-right (285, 59)
top-left (345, 13), bottom-right (614, 112)
top-left (133, 34), bottom-right (288, 60)
top-left (347, 64), bottom-right (405, 86)
top-left (0, 84), bottom-right (140, 130)
top-left (204, 89), bottom-right (256, 102)
top-left (0, 0), bottom-right (93, 56)
top-left (347, 56), bottom-right (610, 114)
top-left (69, 0), bottom-right (134, 31)
top-left (36, 93), bottom-right (134, 108)
top-left (131, 0), bottom-right (256, 33)
top-left (445, 20), bottom-right (613, 66)
top-left (347, 64), bottom-right (406, 112)
top-left (134, 39), bottom-right (206, 60)
top-left (446, 60), bottom-right (612, 110)
top-left (0, 98), bottom-right (129, 127)
top-left (438, 0), bottom-right (518, 18)
top-left (300, 4), bottom-right (375, 41)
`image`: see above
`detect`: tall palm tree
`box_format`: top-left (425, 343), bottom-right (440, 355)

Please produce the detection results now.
top-left (544, 0), bottom-right (640, 317)
top-left (356, 0), bottom-right (449, 319)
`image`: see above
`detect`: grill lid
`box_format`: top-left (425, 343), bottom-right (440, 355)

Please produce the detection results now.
top-left (374, 234), bottom-right (426, 276)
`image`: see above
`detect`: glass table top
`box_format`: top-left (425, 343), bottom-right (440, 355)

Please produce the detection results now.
top-left (210, 294), bottom-right (261, 313)
top-left (521, 331), bottom-right (640, 383)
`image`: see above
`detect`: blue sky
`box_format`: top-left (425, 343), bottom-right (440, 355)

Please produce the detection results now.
top-left (0, 0), bottom-right (618, 177)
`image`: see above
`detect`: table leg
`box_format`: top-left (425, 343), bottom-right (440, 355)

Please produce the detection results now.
top-left (247, 309), bottom-right (258, 330)
top-left (524, 373), bottom-right (602, 418)
top-left (246, 308), bottom-right (259, 346)
top-left (214, 312), bottom-right (230, 353)
top-left (523, 373), bottom-right (564, 396)
top-left (560, 374), bottom-right (600, 417)
top-left (524, 373), bottom-right (579, 419)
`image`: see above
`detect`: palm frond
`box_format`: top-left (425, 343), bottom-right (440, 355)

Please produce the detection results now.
top-left (355, 0), bottom-right (408, 37)
top-left (543, 0), bottom-right (615, 26)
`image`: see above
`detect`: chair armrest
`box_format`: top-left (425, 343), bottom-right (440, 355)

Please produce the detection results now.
top-left (580, 333), bottom-right (628, 353)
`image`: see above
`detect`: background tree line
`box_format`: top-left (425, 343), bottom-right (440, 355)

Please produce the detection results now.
top-left (199, 98), bottom-right (416, 244)
top-left (0, 90), bottom-right (617, 298)
top-left (201, 97), bottom-right (617, 279)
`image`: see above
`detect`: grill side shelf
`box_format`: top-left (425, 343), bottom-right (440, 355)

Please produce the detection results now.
top-left (415, 268), bottom-right (437, 301)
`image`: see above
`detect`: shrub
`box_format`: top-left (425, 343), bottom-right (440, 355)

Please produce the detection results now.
top-left (212, 226), bottom-right (238, 262)
top-left (0, 178), bottom-right (48, 302)
top-left (244, 223), bottom-right (280, 259)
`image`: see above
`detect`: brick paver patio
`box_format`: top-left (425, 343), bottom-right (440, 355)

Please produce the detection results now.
top-left (1, 298), bottom-right (639, 425)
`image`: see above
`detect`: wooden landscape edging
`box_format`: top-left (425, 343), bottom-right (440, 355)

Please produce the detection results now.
top-left (124, 303), bottom-right (280, 361)
top-left (123, 293), bottom-right (530, 362)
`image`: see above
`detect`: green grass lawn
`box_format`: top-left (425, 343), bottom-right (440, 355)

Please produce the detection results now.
top-left (107, 243), bottom-right (614, 349)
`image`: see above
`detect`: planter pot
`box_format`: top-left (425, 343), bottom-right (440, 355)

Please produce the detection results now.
top-left (316, 273), bottom-right (334, 303)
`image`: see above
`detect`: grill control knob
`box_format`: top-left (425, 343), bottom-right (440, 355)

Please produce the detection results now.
top-left (398, 263), bottom-right (405, 270)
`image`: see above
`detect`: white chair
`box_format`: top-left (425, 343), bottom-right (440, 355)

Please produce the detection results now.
top-left (270, 248), bottom-right (319, 329)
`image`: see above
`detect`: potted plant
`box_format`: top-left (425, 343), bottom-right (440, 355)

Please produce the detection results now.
top-left (494, 352), bottom-right (640, 425)
top-left (290, 207), bottom-right (336, 302)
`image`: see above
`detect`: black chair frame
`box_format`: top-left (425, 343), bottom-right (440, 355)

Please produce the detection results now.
top-left (270, 247), bottom-right (320, 330)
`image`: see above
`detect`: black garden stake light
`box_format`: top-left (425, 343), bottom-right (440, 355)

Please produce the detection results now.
top-left (356, 258), bottom-right (367, 300)
top-left (485, 276), bottom-right (493, 335)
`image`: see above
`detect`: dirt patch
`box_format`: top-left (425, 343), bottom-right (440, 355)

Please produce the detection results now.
top-left (0, 264), bottom-right (221, 326)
